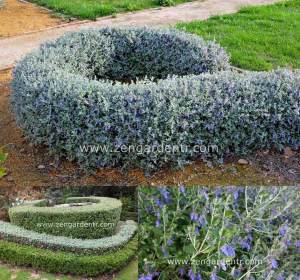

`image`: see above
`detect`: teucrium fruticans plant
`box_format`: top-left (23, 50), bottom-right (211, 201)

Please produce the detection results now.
top-left (138, 187), bottom-right (300, 280)
top-left (11, 27), bottom-right (300, 171)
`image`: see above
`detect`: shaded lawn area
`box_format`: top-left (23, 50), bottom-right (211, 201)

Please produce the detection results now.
top-left (0, 260), bottom-right (137, 280)
top-left (177, 0), bottom-right (300, 71)
top-left (30, 0), bottom-right (194, 20)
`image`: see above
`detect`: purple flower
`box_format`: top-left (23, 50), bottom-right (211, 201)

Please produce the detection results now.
top-left (220, 245), bottom-right (236, 257)
top-left (210, 271), bottom-right (217, 280)
top-left (178, 268), bottom-right (185, 277)
top-left (155, 198), bottom-right (163, 208)
top-left (279, 224), bottom-right (288, 237)
top-left (196, 273), bottom-right (202, 280)
top-left (167, 239), bottom-right (174, 246)
top-left (161, 246), bottom-right (169, 257)
top-left (233, 190), bottom-right (239, 200)
top-left (271, 258), bottom-right (278, 269)
top-left (160, 188), bottom-right (170, 202)
top-left (190, 211), bottom-right (198, 222)
top-left (188, 269), bottom-right (195, 280)
top-left (231, 268), bottom-right (241, 278)
top-left (179, 185), bottom-right (185, 194)
top-left (215, 188), bottom-right (222, 198)
top-left (195, 226), bottom-right (200, 235)
top-left (198, 215), bottom-right (207, 227)
top-left (240, 239), bottom-right (251, 251)
top-left (155, 219), bottom-right (161, 228)
top-left (295, 240), bottom-right (300, 248)
top-left (277, 274), bottom-right (285, 280)
top-left (138, 274), bottom-right (153, 280)
top-left (219, 260), bottom-right (227, 271)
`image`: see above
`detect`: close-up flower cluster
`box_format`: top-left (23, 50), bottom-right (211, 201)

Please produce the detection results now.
top-left (138, 187), bottom-right (300, 280)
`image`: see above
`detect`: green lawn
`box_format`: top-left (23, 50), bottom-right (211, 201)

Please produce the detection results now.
top-left (31, 0), bottom-right (193, 20)
top-left (177, 0), bottom-right (300, 71)
top-left (0, 260), bottom-right (138, 280)
top-left (114, 260), bottom-right (138, 280)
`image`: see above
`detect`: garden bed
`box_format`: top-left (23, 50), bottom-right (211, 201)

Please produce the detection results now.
top-left (0, 0), bottom-right (63, 38)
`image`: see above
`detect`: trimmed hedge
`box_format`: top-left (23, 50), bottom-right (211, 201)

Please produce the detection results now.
top-left (0, 220), bottom-right (137, 254)
top-left (8, 197), bottom-right (122, 239)
top-left (11, 27), bottom-right (230, 171)
top-left (0, 236), bottom-right (137, 276)
top-left (11, 27), bottom-right (300, 171)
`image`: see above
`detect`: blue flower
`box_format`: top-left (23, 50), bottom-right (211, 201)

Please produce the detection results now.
top-left (178, 267), bottom-right (185, 277)
top-left (220, 245), bottom-right (236, 257)
top-left (155, 198), bottom-right (163, 208)
top-left (190, 211), bottom-right (198, 222)
top-left (231, 268), bottom-right (241, 278)
top-left (277, 274), bottom-right (285, 280)
top-left (219, 260), bottom-right (227, 271)
top-left (279, 224), bottom-right (288, 237)
top-left (179, 185), bottom-right (185, 194)
top-left (167, 239), bottom-right (174, 246)
top-left (210, 271), bottom-right (217, 280)
top-left (196, 273), bottom-right (202, 280)
top-left (195, 226), bottom-right (200, 235)
top-left (295, 240), bottom-right (300, 248)
top-left (161, 246), bottom-right (169, 257)
top-left (198, 215), bottom-right (207, 227)
top-left (155, 219), bottom-right (161, 228)
top-left (271, 258), bottom-right (278, 269)
top-left (240, 239), bottom-right (251, 251)
top-left (188, 269), bottom-right (195, 280)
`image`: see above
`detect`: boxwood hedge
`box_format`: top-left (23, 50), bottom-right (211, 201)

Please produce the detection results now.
top-left (11, 27), bottom-right (300, 171)
top-left (0, 220), bottom-right (137, 254)
top-left (8, 197), bottom-right (122, 239)
top-left (0, 236), bottom-right (137, 276)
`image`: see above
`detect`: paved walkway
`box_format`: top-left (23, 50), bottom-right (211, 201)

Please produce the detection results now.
top-left (0, 0), bottom-right (279, 70)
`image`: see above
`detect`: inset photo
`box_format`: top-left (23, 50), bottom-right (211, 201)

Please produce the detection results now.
top-left (138, 186), bottom-right (300, 279)
top-left (0, 186), bottom-right (138, 280)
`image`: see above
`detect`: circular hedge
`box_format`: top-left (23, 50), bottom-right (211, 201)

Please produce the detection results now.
top-left (11, 27), bottom-right (300, 172)
top-left (8, 197), bottom-right (122, 239)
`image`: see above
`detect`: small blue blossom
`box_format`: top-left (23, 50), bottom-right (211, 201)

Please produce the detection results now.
top-left (178, 267), bottom-right (185, 277)
top-left (179, 185), bottom-right (185, 194)
top-left (295, 240), bottom-right (300, 248)
top-left (196, 273), bottom-right (202, 280)
top-left (167, 239), bottom-right (174, 246)
top-left (219, 260), bottom-right (227, 271)
top-left (188, 269), bottom-right (196, 280)
top-left (210, 271), bottom-right (217, 280)
top-left (190, 211), bottom-right (198, 222)
top-left (271, 258), bottom-right (278, 269)
top-left (277, 274), bottom-right (285, 280)
top-left (279, 224), bottom-right (288, 237)
top-left (220, 245), bottom-right (236, 257)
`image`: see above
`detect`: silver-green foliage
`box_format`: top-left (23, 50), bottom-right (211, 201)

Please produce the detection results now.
top-left (0, 220), bottom-right (137, 254)
top-left (11, 27), bottom-right (300, 171)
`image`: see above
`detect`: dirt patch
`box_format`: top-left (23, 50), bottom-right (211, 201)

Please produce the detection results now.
top-left (0, 0), bottom-right (63, 38)
top-left (1, 69), bottom-right (300, 188)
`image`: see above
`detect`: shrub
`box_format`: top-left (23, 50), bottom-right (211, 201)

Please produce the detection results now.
top-left (11, 27), bottom-right (230, 172)
top-left (138, 187), bottom-right (300, 279)
top-left (0, 236), bottom-right (137, 276)
top-left (0, 220), bottom-right (137, 254)
top-left (0, 147), bottom-right (7, 179)
top-left (159, 0), bottom-right (175, 6)
top-left (8, 197), bottom-right (122, 239)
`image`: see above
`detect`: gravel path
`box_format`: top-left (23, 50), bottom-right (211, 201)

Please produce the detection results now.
top-left (0, 0), bottom-right (279, 70)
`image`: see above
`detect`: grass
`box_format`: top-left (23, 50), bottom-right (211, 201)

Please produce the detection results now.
top-left (0, 260), bottom-right (138, 280)
top-left (30, 0), bottom-right (194, 20)
top-left (177, 0), bottom-right (300, 71)
top-left (114, 259), bottom-right (138, 280)
top-left (0, 264), bottom-right (74, 280)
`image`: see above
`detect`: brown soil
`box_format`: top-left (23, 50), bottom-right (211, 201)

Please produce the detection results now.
top-left (0, 0), bottom-right (62, 38)
top-left (1, 69), bottom-right (300, 189)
